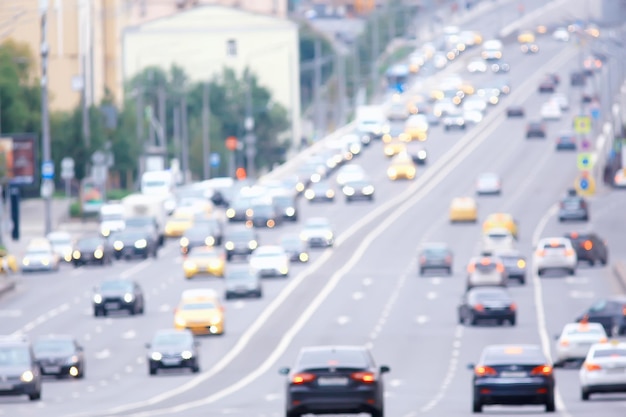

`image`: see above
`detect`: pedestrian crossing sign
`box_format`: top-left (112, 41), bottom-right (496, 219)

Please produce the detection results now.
top-left (574, 116), bottom-right (591, 134)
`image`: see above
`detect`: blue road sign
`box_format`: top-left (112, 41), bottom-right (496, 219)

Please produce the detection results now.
top-left (581, 139), bottom-right (591, 150)
top-left (210, 152), bottom-right (220, 167)
top-left (579, 177), bottom-right (589, 190)
top-left (395, 83), bottom-right (404, 93)
top-left (591, 107), bottom-right (600, 120)
top-left (41, 160), bottom-right (54, 180)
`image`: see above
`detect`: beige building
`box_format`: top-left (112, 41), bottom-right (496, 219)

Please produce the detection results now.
top-left (122, 4), bottom-right (301, 144)
top-left (0, 0), bottom-right (287, 111)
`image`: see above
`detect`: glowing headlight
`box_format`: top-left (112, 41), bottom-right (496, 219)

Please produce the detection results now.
top-left (21, 371), bottom-right (34, 382)
top-left (205, 236), bottom-right (215, 246)
top-left (22, 258), bottom-right (30, 266)
top-left (180, 237), bottom-right (189, 247)
top-left (248, 240), bottom-right (258, 250)
top-left (181, 350), bottom-right (193, 360)
top-left (113, 241), bottom-right (124, 251)
top-left (489, 96), bottom-right (499, 104)
top-left (94, 249), bottom-right (103, 259)
top-left (384, 148), bottom-right (394, 156)
top-left (343, 186), bottom-right (355, 196)
top-left (151, 352), bottom-right (162, 361)
top-left (388, 168), bottom-right (397, 177)
top-left (41, 259), bottom-right (49, 266)
top-left (183, 260), bottom-right (196, 270)
top-left (175, 316), bottom-right (186, 327)
top-left (311, 173), bottom-right (321, 183)
top-left (64, 253), bottom-right (72, 262)
top-left (296, 182), bottom-right (305, 192)
top-left (304, 189), bottom-right (315, 200)
top-left (67, 355), bottom-right (79, 365)
top-left (123, 293), bottom-right (134, 303)
top-left (517, 259), bottom-right (526, 268)
top-left (350, 144), bottom-right (360, 154)
top-left (209, 260), bottom-right (222, 269)
top-left (134, 239), bottom-right (147, 249)
top-left (417, 150), bottom-right (427, 158)
top-left (209, 315), bottom-right (222, 325)
top-left (285, 207), bottom-right (295, 216)
top-left (101, 228), bottom-right (110, 237)
top-left (326, 190), bottom-right (335, 198)
top-left (73, 250), bottom-right (81, 259)
top-left (325, 231), bottom-right (334, 240)
top-left (225, 241), bottom-right (234, 250)
top-left (279, 266), bottom-right (289, 275)
top-left (226, 208), bottom-right (235, 218)
top-left (299, 232), bottom-right (307, 241)
top-left (93, 294), bottom-right (103, 304)
top-left (362, 185), bottom-right (374, 195)
top-left (299, 253), bottom-right (309, 262)
top-left (245, 209), bottom-right (253, 217)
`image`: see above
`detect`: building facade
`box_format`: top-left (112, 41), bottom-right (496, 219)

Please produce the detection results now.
top-left (122, 5), bottom-right (301, 145)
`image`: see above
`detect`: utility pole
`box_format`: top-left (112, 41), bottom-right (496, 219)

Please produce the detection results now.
top-left (39, 0), bottom-right (52, 236)
top-left (173, 106), bottom-right (181, 176)
top-left (335, 51), bottom-right (346, 127)
top-left (353, 43), bottom-right (360, 110)
top-left (81, 54), bottom-right (90, 149)
top-left (386, 1), bottom-right (394, 43)
top-left (371, 11), bottom-right (380, 87)
top-left (202, 81), bottom-right (211, 180)
top-left (313, 39), bottom-right (323, 141)
top-left (158, 86), bottom-right (166, 148)
top-left (244, 74), bottom-right (256, 179)
top-left (180, 95), bottom-right (189, 184)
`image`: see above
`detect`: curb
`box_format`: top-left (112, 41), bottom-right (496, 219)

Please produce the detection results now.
top-left (0, 277), bottom-right (16, 298)
top-left (611, 261), bottom-right (626, 293)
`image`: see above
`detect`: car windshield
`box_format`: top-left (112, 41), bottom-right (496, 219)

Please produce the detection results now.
top-left (101, 213), bottom-right (123, 222)
top-left (252, 205), bottom-right (274, 215)
top-left (48, 237), bottom-right (71, 246)
top-left (33, 340), bottom-right (74, 356)
top-left (254, 250), bottom-right (282, 258)
top-left (593, 348), bottom-right (626, 358)
top-left (99, 281), bottom-right (133, 292)
top-left (483, 346), bottom-right (545, 365)
top-left (298, 349), bottom-right (369, 369)
top-left (180, 302), bottom-right (216, 310)
top-left (125, 217), bottom-right (153, 228)
top-left (226, 230), bottom-right (253, 240)
top-left (423, 247), bottom-right (448, 256)
top-left (281, 236), bottom-right (301, 247)
top-left (77, 238), bottom-right (102, 249)
top-left (231, 198), bottom-right (253, 209)
top-left (152, 332), bottom-right (192, 347)
top-left (25, 249), bottom-right (50, 256)
top-left (565, 326), bottom-right (605, 336)
top-left (185, 227), bottom-right (214, 238)
top-left (112, 231), bottom-right (145, 241)
top-left (306, 223), bottom-right (329, 230)
top-left (473, 289), bottom-right (509, 301)
top-left (273, 196), bottom-right (293, 206)
top-left (0, 346), bottom-right (31, 366)
top-left (226, 270), bottom-right (255, 281)
top-left (189, 251), bottom-right (220, 260)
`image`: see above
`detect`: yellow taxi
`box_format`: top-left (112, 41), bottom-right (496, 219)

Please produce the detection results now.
top-left (449, 197), bottom-right (478, 222)
top-left (387, 153), bottom-right (416, 180)
top-left (472, 31), bottom-right (483, 45)
top-left (182, 247), bottom-right (225, 278)
top-left (517, 30), bottom-right (536, 44)
top-left (483, 213), bottom-right (518, 239)
top-left (406, 94), bottom-right (429, 115)
top-left (165, 208), bottom-right (196, 238)
top-left (174, 289), bottom-right (224, 335)
top-left (383, 140), bottom-right (407, 158)
top-left (0, 247), bottom-right (18, 274)
top-left (404, 115), bottom-right (429, 141)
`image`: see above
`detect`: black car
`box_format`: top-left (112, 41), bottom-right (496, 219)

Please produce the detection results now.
top-left (570, 71), bottom-right (586, 86)
top-left (538, 78), bottom-right (556, 93)
top-left (110, 229), bottom-right (158, 260)
top-left (93, 279), bottom-right (145, 317)
top-left (72, 236), bottom-right (114, 267)
top-left (418, 243), bottom-right (453, 275)
top-left (304, 180), bottom-right (336, 203)
top-left (493, 249), bottom-right (527, 284)
top-left (179, 221), bottom-right (221, 255)
top-left (223, 226), bottom-right (258, 261)
top-left (564, 231), bottom-right (608, 266)
top-left (224, 265), bottom-right (262, 299)
top-left (146, 329), bottom-right (200, 375)
top-left (506, 105), bottom-right (525, 117)
top-left (469, 344), bottom-right (555, 412)
top-left (0, 336), bottom-right (42, 401)
top-left (458, 287), bottom-right (516, 326)
top-left (279, 345), bottom-right (389, 417)
top-left (280, 234), bottom-right (309, 263)
top-left (576, 296), bottom-right (626, 336)
top-left (555, 133), bottom-right (577, 150)
top-left (526, 121), bottom-right (546, 138)
top-left (342, 179), bottom-right (375, 202)
top-left (272, 192), bottom-right (299, 222)
top-left (33, 335), bottom-right (85, 378)
top-left (125, 216), bottom-right (163, 246)
top-left (558, 190), bottom-right (589, 222)
top-left (247, 202), bottom-right (283, 228)
top-left (411, 147), bottom-right (428, 165)
top-left (226, 196), bottom-right (255, 222)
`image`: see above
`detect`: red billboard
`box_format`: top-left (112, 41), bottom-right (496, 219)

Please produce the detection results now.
top-left (0, 134), bottom-right (36, 185)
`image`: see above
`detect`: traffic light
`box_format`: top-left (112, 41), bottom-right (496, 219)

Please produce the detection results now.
top-left (354, 0), bottom-right (375, 14)
top-left (235, 167), bottom-right (247, 180)
top-left (10, 186), bottom-right (20, 241)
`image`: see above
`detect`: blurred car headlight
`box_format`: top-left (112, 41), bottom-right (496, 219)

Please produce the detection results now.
top-left (299, 232), bottom-right (308, 241)
top-left (22, 258), bottom-right (30, 266)
top-left (101, 228), bottom-right (110, 237)
top-left (304, 189), bottom-right (315, 200)
top-left (362, 185), bottom-right (374, 195)
top-left (20, 371), bottom-right (34, 382)
top-left (226, 208), bottom-right (235, 218)
top-left (299, 253), bottom-right (309, 262)
top-left (93, 294), bottom-right (103, 304)
top-left (388, 168), bottom-right (397, 177)
top-left (326, 190), bottom-right (335, 198)
top-left (183, 260), bottom-right (196, 270)
top-left (224, 241), bottom-right (234, 250)
top-left (248, 240), bottom-right (258, 250)
top-left (175, 316), bottom-right (186, 327)
top-left (134, 239), bottom-right (147, 249)
top-left (181, 350), bottom-right (193, 360)
top-left (417, 150), bottom-right (427, 159)
top-left (343, 186), bottom-right (355, 196)
top-left (94, 249), bottom-right (103, 259)
top-left (41, 259), bottom-right (49, 266)
top-left (205, 236), bottom-right (215, 246)
top-left (123, 293), bottom-right (134, 303)
top-left (113, 241), bottom-right (124, 251)
top-left (210, 315), bottom-right (222, 325)
top-left (72, 250), bottom-right (81, 260)
top-left (151, 352), bottom-right (162, 361)
top-left (311, 173), bottom-right (321, 183)
top-left (285, 207), bottom-right (295, 216)
top-left (325, 231), bottom-right (334, 240)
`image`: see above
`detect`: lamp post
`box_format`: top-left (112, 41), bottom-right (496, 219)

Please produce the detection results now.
top-left (244, 74), bottom-right (256, 179)
top-left (39, 0), bottom-right (52, 236)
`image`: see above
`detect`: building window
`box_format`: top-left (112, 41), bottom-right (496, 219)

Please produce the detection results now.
top-left (226, 39), bottom-right (237, 57)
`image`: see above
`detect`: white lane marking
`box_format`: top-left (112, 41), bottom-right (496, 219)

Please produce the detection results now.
top-left (233, 301), bottom-right (246, 310)
top-left (264, 393), bottom-right (280, 402)
top-left (10, 303), bottom-right (70, 336)
top-left (415, 315), bottom-right (430, 325)
top-left (84, 334), bottom-right (91, 341)
top-left (389, 379), bottom-right (403, 387)
top-left (569, 290), bottom-right (594, 299)
top-left (0, 309), bottom-right (21, 317)
top-left (99, 380), bottom-right (108, 387)
top-left (70, 46), bottom-right (580, 417)
top-left (352, 291), bottom-right (364, 300)
top-left (95, 325), bottom-right (102, 334)
top-left (137, 356), bottom-right (145, 365)
top-left (362, 277), bottom-right (373, 286)
top-left (430, 277), bottom-right (441, 285)
top-left (122, 330), bottom-right (136, 339)
top-left (336, 316), bottom-right (351, 325)
top-left (120, 259), bottom-right (151, 279)
top-left (426, 291), bottom-right (438, 300)
top-left (125, 365), bottom-right (133, 373)
top-left (532, 206), bottom-right (572, 416)
top-left (86, 385), bottom-right (95, 393)
top-left (94, 349), bottom-right (111, 360)
top-left (158, 304), bottom-right (171, 313)
top-left (565, 276), bottom-right (590, 284)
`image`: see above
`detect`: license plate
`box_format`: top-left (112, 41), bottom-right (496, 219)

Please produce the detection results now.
top-left (500, 371), bottom-right (527, 377)
top-left (317, 377), bottom-right (349, 386)
top-left (105, 302), bottom-right (120, 309)
top-left (607, 367), bottom-right (626, 374)
top-left (0, 382), bottom-right (13, 390)
top-left (44, 366), bottom-right (61, 373)
top-left (162, 359), bottom-right (181, 366)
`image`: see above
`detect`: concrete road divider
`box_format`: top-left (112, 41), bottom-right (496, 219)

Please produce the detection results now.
top-left (612, 261), bottom-right (626, 293)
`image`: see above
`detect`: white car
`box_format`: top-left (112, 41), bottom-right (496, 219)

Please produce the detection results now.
top-left (21, 239), bottom-right (61, 273)
top-left (533, 237), bottom-right (577, 276)
top-left (553, 27), bottom-right (570, 42)
top-left (551, 94), bottom-right (569, 111)
top-left (249, 245), bottom-right (289, 278)
top-left (476, 172), bottom-right (501, 195)
top-left (580, 340), bottom-right (626, 400)
top-left (47, 231), bottom-right (74, 263)
top-left (300, 217), bottom-right (334, 248)
top-left (462, 96), bottom-right (488, 113)
top-left (336, 164), bottom-right (366, 186)
top-left (467, 59), bottom-right (487, 73)
top-left (482, 228), bottom-right (515, 252)
top-left (433, 53), bottom-right (448, 69)
top-left (340, 134), bottom-right (362, 157)
top-left (614, 169), bottom-right (626, 187)
top-left (463, 109), bottom-right (483, 125)
top-left (442, 109), bottom-right (466, 131)
top-left (555, 322), bottom-right (607, 366)
top-left (540, 101), bottom-right (562, 120)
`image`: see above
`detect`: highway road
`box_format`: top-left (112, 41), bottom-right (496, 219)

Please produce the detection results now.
top-left (1, 1), bottom-right (625, 416)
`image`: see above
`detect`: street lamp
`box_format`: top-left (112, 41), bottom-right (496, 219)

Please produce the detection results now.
top-left (39, 0), bottom-right (53, 235)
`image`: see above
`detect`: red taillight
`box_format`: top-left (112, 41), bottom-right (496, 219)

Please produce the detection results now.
top-left (351, 371), bottom-right (376, 383)
top-left (584, 362), bottom-right (601, 371)
top-left (474, 304), bottom-right (485, 312)
top-left (535, 249), bottom-right (546, 257)
top-left (564, 248), bottom-right (575, 257)
top-left (292, 373), bottom-right (316, 384)
top-left (531, 365), bottom-right (553, 376)
top-left (510, 303), bottom-right (517, 311)
top-left (419, 256), bottom-right (426, 264)
top-left (445, 255), bottom-right (452, 263)
top-left (583, 240), bottom-right (592, 250)
top-left (475, 365), bottom-right (497, 376)
top-left (496, 263), bottom-right (505, 273)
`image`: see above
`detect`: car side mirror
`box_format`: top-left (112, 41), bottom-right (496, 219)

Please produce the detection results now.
top-left (379, 365), bottom-right (390, 374)
top-left (145, 343), bottom-right (151, 349)
top-left (194, 341), bottom-right (200, 347)
top-left (278, 367), bottom-right (290, 375)
top-left (554, 334), bottom-right (561, 340)
top-left (467, 363), bottom-right (475, 370)
top-left (77, 346), bottom-right (84, 352)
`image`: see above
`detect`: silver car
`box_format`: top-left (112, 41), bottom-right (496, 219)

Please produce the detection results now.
top-left (300, 217), bottom-right (334, 248)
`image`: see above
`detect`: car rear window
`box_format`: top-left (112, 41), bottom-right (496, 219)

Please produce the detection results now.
top-left (543, 243), bottom-right (566, 249)
top-left (298, 349), bottom-right (369, 369)
top-left (593, 348), bottom-right (626, 358)
top-left (483, 346), bottom-right (546, 365)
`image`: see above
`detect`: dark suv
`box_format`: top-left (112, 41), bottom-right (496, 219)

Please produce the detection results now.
top-left (279, 345), bottom-right (389, 417)
top-left (577, 296), bottom-right (626, 336)
top-left (564, 231), bottom-right (608, 266)
top-left (558, 190), bottom-right (589, 222)
top-left (0, 336), bottom-right (42, 401)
